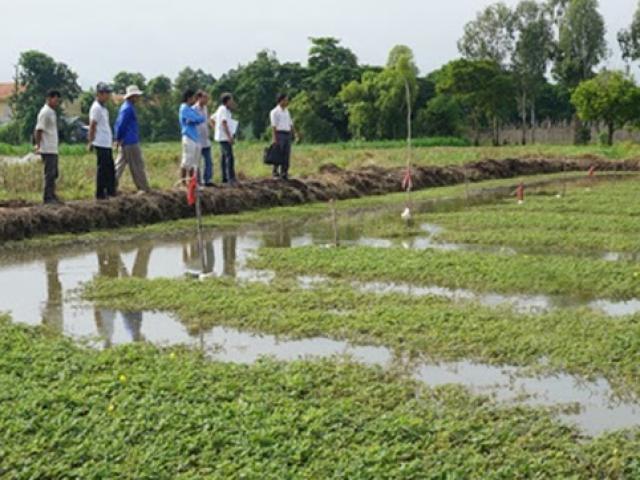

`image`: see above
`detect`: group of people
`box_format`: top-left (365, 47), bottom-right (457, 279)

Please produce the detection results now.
top-left (34, 84), bottom-right (297, 204)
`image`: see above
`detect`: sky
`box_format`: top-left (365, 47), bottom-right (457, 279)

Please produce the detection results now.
top-left (0, 0), bottom-right (636, 88)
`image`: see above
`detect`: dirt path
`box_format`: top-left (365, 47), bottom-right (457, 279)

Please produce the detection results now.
top-left (0, 157), bottom-right (637, 242)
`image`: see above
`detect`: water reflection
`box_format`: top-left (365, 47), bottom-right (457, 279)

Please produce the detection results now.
top-left (42, 258), bottom-right (63, 332)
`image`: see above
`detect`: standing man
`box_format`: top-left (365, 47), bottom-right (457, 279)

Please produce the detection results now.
top-left (213, 93), bottom-right (238, 186)
top-left (193, 91), bottom-right (214, 186)
top-left (114, 85), bottom-right (150, 192)
top-left (270, 93), bottom-right (296, 180)
top-left (88, 83), bottom-right (116, 199)
top-left (34, 90), bottom-right (61, 204)
top-left (179, 89), bottom-right (205, 185)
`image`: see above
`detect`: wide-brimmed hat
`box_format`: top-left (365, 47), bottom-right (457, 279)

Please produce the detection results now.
top-left (124, 85), bottom-right (144, 99)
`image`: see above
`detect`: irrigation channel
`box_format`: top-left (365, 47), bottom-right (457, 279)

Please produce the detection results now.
top-left (1, 173), bottom-right (639, 437)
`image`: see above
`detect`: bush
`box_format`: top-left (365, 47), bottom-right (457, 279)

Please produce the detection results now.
top-left (0, 122), bottom-right (21, 145)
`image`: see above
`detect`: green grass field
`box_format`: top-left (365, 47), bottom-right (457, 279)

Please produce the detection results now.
top-left (2, 139), bottom-right (640, 202)
top-left (2, 170), bottom-right (640, 477)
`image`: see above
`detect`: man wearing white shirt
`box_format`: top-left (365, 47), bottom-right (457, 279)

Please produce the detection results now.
top-left (34, 90), bottom-right (61, 204)
top-left (88, 83), bottom-right (116, 199)
top-left (270, 93), bottom-right (296, 180)
top-left (213, 93), bottom-right (238, 185)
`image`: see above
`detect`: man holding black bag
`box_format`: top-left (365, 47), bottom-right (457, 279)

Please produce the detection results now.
top-left (269, 93), bottom-right (296, 180)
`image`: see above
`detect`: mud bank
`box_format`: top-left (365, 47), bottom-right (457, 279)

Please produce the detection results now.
top-left (0, 157), bottom-right (637, 242)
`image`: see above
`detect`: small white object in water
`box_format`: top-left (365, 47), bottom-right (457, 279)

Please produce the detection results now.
top-left (518, 200), bottom-right (524, 205)
top-left (556, 194), bottom-right (562, 199)
top-left (401, 208), bottom-right (412, 221)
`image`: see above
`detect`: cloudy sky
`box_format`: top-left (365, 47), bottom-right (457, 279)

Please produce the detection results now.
top-left (0, 0), bottom-right (635, 88)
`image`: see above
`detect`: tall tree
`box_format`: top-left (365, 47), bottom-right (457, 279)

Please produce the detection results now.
top-left (553, 0), bottom-right (606, 89)
top-left (552, 0), bottom-right (607, 143)
top-left (618, 1), bottom-right (640, 62)
top-left (458, 2), bottom-right (515, 67)
top-left (11, 50), bottom-right (81, 141)
top-left (512, 0), bottom-right (554, 143)
top-left (306, 37), bottom-right (361, 139)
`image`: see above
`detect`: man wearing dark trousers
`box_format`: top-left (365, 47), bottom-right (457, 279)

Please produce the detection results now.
top-left (35, 90), bottom-right (62, 204)
top-left (88, 83), bottom-right (116, 199)
top-left (270, 93), bottom-right (296, 180)
top-left (213, 93), bottom-right (238, 185)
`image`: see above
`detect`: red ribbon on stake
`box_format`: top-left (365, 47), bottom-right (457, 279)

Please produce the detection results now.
top-left (516, 182), bottom-right (525, 204)
top-left (402, 167), bottom-right (413, 192)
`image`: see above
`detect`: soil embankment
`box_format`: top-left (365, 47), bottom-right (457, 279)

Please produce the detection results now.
top-left (0, 157), bottom-right (637, 242)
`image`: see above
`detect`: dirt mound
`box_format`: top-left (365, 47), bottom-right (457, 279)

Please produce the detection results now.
top-left (0, 158), bottom-right (636, 243)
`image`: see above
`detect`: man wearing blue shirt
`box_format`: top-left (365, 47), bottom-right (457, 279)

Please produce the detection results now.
top-left (179, 89), bottom-right (205, 185)
top-left (114, 85), bottom-right (150, 192)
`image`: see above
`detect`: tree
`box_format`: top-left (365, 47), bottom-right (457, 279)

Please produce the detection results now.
top-left (289, 91), bottom-right (338, 143)
top-left (235, 50), bottom-right (282, 138)
top-left (416, 95), bottom-right (464, 137)
top-left (112, 72), bottom-right (147, 94)
top-left (339, 47), bottom-right (419, 141)
top-left (438, 59), bottom-right (515, 145)
top-left (552, 0), bottom-right (607, 144)
top-left (618, 1), bottom-right (640, 62)
top-left (553, 0), bottom-right (606, 89)
top-left (144, 75), bottom-right (178, 141)
top-left (458, 2), bottom-right (515, 66)
top-left (306, 38), bottom-right (361, 139)
top-left (571, 71), bottom-right (640, 145)
top-left (147, 75), bottom-right (173, 96)
top-left (11, 50), bottom-right (81, 141)
top-left (512, 0), bottom-right (554, 143)
top-left (174, 67), bottom-right (215, 95)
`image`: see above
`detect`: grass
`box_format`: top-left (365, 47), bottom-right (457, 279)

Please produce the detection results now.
top-left (0, 171), bottom-right (599, 254)
top-left (2, 139), bottom-right (640, 202)
top-left (1, 315), bottom-right (639, 478)
top-left (83, 277), bottom-right (640, 398)
top-left (250, 245), bottom-right (640, 300)
top-left (426, 178), bottom-right (640, 254)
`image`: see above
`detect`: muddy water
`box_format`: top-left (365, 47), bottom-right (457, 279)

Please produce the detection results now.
top-left (1, 177), bottom-right (640, 436)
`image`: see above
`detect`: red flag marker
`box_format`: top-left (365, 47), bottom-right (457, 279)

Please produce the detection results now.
top-left (187, 172), bottom-right (198, 206)
top-left (516, 183), bottom-right (525, 204)
top-left (402, 168), bottom-right (413, 192)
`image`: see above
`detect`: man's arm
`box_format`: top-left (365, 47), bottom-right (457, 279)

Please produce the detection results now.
top-left (185, 107), bottom-right (205, 125)
top-left (209, 116), bottom-right (216, 130)
top-left (87, 119), bottom-right (97, 151)
top-left (222, 120), bottom-right (234, 145)
top-left (114, 108), bottom-right (129, 144)
top-left (34, 129), bottom-right (43, 153)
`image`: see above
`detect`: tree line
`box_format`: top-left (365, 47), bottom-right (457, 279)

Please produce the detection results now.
top-left (3, 0), bottom-right (640, 147)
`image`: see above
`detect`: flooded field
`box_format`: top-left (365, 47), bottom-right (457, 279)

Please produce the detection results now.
top-left (2, 173), bottom-right (639, 439)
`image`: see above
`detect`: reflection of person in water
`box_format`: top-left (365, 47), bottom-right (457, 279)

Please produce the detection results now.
top-left (94, 243), bottom-right (152, 346)
top-left (182, 240), bottom-right (215, 274)
top-left (42, 258), bottom-right (63, 333)
top-left (223, 234), bottom-right (237, 277)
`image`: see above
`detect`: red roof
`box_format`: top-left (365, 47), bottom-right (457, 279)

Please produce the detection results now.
top-left (0, 83), bottom-right (16, 100)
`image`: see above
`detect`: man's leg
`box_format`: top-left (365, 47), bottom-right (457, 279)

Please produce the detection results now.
top-left (202, 147), bottom-right (213, 184)
top-left (96, 147), bottom-right (106, 199)
top-left (128, 144), bottom-right (150, 191)
top-left (220, 142), bottom-right (229, 183)
top-left (42, 154), bottom-right (58, 203)
top-left (114, 146), bottom-right (128, 191)
top-left (281, 133), bottom-right (292, 179)
top-left (105, 148), bottom-right (116, 197)
top-left (227, 144), bottom-right (236, 182)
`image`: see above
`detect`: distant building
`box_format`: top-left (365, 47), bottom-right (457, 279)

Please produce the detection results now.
top-left (0, 82), bottom-right (16, 124)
